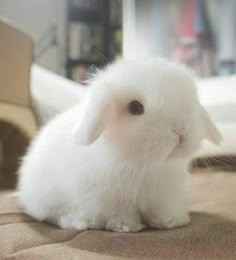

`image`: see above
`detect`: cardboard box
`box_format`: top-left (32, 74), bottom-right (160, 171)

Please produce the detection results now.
top-left (0, 18), bottom-right (33, 106)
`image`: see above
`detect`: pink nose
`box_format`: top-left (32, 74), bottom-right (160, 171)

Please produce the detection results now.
top-left (174, 124), bottom-right (186, 136)
top-left (172, 129), bottom-right (184, 144)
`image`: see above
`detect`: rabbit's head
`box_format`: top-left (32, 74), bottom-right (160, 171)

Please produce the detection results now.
top-left (73, 59), bottom-right (222, 162)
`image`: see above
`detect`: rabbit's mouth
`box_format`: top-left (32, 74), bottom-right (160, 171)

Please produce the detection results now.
top-left (167, 135), bottom-right (186, 159)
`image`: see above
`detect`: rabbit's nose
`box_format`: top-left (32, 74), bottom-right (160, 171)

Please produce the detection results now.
top-left (173, 122), bottom-right (189, 136)
top-left (172, 124), bottom-right (189, 144)
top-left (172, 129), bottom-right (184, 144)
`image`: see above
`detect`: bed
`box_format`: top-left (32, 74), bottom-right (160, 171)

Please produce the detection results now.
top-left (1, 168), bottom-right (236, 259)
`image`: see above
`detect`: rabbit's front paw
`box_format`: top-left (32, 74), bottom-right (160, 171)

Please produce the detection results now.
top-left (149, 214), bottom-right (190, 230)
top-left (106, 218), bottom-right (146, 232)
top-left (59, 214), bottom-right (91, 231)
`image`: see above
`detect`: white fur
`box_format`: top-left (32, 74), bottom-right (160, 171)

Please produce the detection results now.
top-left (18, 58), bottom-right (221, 232)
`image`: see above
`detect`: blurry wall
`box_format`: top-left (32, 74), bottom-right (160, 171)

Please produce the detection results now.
top-left (0, 0), bottom-right (67, 75)
top-left (123, 0), bottom-right (184, 59)
top-left (122, 0), bottom-right (236, 77)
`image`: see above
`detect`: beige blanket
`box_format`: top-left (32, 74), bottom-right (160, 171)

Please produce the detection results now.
top-left (1, 171), bottom-right (236, 260)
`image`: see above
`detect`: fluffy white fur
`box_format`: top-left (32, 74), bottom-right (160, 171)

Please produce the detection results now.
top-left (18, 58), bottom-right (222, 232)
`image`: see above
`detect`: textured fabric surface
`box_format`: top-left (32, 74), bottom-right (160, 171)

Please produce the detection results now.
top-left (0, 171), bottom-right (236, 259)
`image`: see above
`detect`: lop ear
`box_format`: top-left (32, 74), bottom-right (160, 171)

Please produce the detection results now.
top-left (72, 88), bottom-right (116, 145)
top-left (200, 105), bottom-right (222, 145)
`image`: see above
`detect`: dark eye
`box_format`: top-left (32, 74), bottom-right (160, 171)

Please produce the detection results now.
top-left (128, 100), bottom-right (144, 115)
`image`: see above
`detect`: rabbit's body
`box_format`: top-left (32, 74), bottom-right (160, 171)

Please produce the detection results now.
top-left (18, 59), bottom-right (221, 232)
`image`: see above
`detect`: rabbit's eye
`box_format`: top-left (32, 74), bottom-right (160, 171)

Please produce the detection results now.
top-left (128, 101), bottom-right (144, 115)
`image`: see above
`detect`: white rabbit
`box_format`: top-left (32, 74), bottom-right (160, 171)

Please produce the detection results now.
top-left (18, 58), bottom-right (222, 232)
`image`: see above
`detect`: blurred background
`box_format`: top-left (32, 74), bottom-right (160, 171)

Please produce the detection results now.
top-left (1, 0), bottom-right (236, 84)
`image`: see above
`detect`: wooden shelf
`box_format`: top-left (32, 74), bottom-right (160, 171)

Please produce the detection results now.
top-left (69, 8), bottom-right (102, 24)
top-left (109, 24), bottom-right (122, 30)
top-left (66, 59), bottom-right (106, 67)
top-left (66, 0), bottom-right (122, 82)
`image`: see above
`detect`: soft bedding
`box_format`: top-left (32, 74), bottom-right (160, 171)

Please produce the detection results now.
top-left (0, 169), bottom-right (236, 260)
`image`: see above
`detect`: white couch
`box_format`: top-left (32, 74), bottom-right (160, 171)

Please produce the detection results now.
top-left (197, 76), bottom-right (236, 157)
top-left (31, 65), bottom-right (87, 125)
